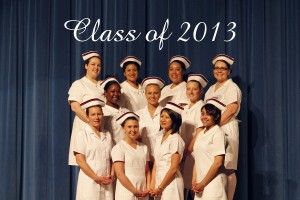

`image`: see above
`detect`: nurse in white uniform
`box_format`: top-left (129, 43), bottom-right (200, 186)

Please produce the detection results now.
top-left (136, 77), bottom-right (165, 164)
top-left (101, 77), bottom-right (129, 145)
top-left (68, 51), bottom-right (105, 165)
top-left (73, 97), bottom-right (114, 200)
top-left (150, 102), bottom-right (185, 200)
top-left (180, 74), bottom-right (208, 200)
top-left (159, 55), bottom-right (190, 107)
top-left (119, 56), bottom-right (147, 112)
top-left (204, 54), bottom-right (242, 200)
top-left (111, 112), bottom-right (151, 200)
top-left (192, 99), bottom-right (227, 200)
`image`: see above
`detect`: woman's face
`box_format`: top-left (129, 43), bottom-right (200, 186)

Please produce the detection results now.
top-left (169, 62), bottom-right (184, 84)
top-left (186, 81), bottom-right (201, 103)
top-left (124, 64), bottom-right (139, 83)
top-left (160, 110), bottom-right (173, 131)
top-left (105, 83), bottom-right (121, 107)
top-left (200, 108), bottom-right (216, 130)
top-left (213, 60), bottom-right (230, 83)
top-left (87, 106), bottom-right (103, 129)
top-left (123, 119), bottom-right (140, 141)
top-left (145, 84), bottom-right (161, 106)
top-left (85, 57), bottom-right (102, 80)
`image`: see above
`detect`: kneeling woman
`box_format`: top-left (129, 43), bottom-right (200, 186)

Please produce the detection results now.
top-left (73, 97), bottom-right (114, 200)
top-left (192, 99), bottom-right (227, 200)
top-left (150, 102), bottom-right (185, 200)
top-left (111, 112), bottom-right (151, 200)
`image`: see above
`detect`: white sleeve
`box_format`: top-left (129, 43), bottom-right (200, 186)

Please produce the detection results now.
top-left (212, 131), bottom-right (226, 156)
top-left (224, 84), bottom-right (242, 105)
top-left (68, 80), bottom-right (84, 103)
top-left (111, 144), bottom-right (125, 162)
top-left (169, 135), bottom-right (185, 157)
top-left (73, 131), bottom-right (86, 155)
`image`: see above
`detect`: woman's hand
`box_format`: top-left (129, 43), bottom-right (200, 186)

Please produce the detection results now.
top-left (149, 188), bottom-right (162, 197)
top-left (133, 189), bottom-right (149, 198)
top-left (94, 175), bottom-right (113, 185)
top-left (192, 182), bottom-right (205, 194)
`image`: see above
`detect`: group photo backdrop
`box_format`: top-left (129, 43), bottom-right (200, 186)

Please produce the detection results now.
top-left (1, 0), bottom-right (299, 199)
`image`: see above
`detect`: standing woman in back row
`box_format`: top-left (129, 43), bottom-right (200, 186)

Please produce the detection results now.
top-left (119, 56), bottom-right (147, 112)
top-left (204, 54), bottom-right (242, 200)
top-left (159, 55), bottom-right (190, 107)
top-left (68, 51), bottom-right (105, 166)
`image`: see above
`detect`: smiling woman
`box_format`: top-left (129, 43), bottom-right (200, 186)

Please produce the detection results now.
top-left (101, 77), bottom-right (129, 145)
top-left (119, 56), bottom-right (147, 112)
top-left (111, 112), bottom-right (151, 200)
top-left (159, 55), bottom-right (190, 107)
top-left (67, 51), bottom-right (105, 166)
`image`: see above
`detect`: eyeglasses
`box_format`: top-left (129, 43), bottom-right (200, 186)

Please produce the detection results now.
top-left (213, 67), bottom-right (229, 71)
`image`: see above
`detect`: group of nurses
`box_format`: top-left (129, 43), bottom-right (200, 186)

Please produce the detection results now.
top-left (68, 51), bottom-right (242, 200)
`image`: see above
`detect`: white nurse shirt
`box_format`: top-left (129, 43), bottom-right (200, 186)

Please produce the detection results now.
top-left (120, 81), bottom-right (147, 112)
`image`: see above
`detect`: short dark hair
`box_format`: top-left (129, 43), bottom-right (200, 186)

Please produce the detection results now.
top-left (201, 104), bottom-right (221, 125)
top-left (121, 117), bottom-right (139, 127)
top-left (84, 56), bottom-right (102, 65)
top-left (86, 105), bottom-right (102, 115)
top-left (160, 108), bottom-right (182, 134)
top-left (104, 80), bottom-right (121, 92)
top-left (169, 60), bottom-right (186, 72)
top-left (122, 61), bottom-right (140, 72)
top-left (187, 80), bottom-right (203, 90)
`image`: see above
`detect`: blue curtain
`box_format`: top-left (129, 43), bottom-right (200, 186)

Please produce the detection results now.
top-left (1, 0), bottom-right (299, 199)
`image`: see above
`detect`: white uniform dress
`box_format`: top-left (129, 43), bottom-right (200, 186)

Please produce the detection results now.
top-left (120, 81), bottom-right (147, 112)
top-left (204, 78), bottom-right (242, 170)
top-left (102, 105), bottom-right (129, 145)
top-left (154, 132), bottom-right (185, 200)
top-left (136, 105), bottom-right (163, 162)
top-left (111, 140), bottom-right (150, 200)
top-left (73, 125), bottom-right (113, 200)
top-left (159, 82), bottom-right (189, 107)
top-left (193, 125), bottom-right (227, 200)
top-left (68, 76), bottom-right (105, 165)
top-left (180, 100), bottom-right (204, 188)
